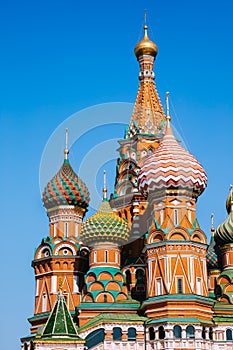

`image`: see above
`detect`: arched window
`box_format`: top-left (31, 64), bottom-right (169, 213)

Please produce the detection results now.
top-left (103, 294), bottom-right (107, 303)
top-left (209, 327), bottom-right (213, 340)
top-left (202, 326), bottom-right (206, 339)
top-left (86, 329), bottom-right (105, 349)
top-left (94, 251), bottom-right (97, 263)
top-left (126, 270), bottom-right (131, 291)
top-left (186, 325), bottom-right (195, 339)
top-left (30, 341), bottom-right (34, 350)
top-left (24, 343), bottom-right (28, 350)
top-left (128, 327), bottom-right (136, 341)
top-left (226, 329), bottom-right (233, 341)
top-left (105, 250), bottom-right (108, 262)
top-left (149, 327), bottom-right (155, 341)
top-left (113, 327), bottom-right (122, 341)
top-left (158, 326), bottom-right (165, 339)
top-left (173, 325), bottom-right (182, 339)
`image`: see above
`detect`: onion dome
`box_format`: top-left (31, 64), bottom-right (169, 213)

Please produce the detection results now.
top-left (215, 187), bottom-right (233, 245)
top-left (134, 24), bottom-right (158, 59)
top-left (42, 140), bottom-right (90, 210)
top-left (226, 185), bottom-right (233, 214)
top-left (80, 199), bottom-right (129, 246)
top-left (138, 116), bottom-right (207, 197)
top-left (80, 173), bottom-right (129, 246)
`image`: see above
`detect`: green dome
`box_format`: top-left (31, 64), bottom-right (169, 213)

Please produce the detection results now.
top-left (80, 200), bottom-right (130, 246)
top-left (215, 187), bottom-right (233, 245)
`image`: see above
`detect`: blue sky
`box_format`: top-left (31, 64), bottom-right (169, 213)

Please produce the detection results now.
top-left (1, 1), bottom-right (233, 349)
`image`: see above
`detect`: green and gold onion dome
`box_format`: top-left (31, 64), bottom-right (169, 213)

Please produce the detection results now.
top-left (42, 148), bottom-right (90, 210)
top-left (134, 24), bottom-right (158, 59)
top-left (226, 185), bottom-right (233, 214)
top-left (80, 198), bottom-right (130, 247)
top-left (215, 186), bottom-right (233, 245)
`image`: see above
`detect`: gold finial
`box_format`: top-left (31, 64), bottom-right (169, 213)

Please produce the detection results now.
top-left (165, 92), bottom-right (171, 129)
top-left (211, 213), bottom-right (215, 234)
top-left (134, 12), bottom-right (158, 58)
top-left (103, 170), bottom-right (108, 201)
top-left (64, 128), bottom-right (69, 160)
top-left (144, 9), bottom-right (147, 27)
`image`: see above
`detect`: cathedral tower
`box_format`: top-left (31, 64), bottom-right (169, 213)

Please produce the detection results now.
top-left (29, 132), bottom-right (90, 334)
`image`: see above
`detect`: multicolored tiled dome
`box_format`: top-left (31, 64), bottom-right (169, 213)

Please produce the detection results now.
top-left (43, 159), bottom-right (90, 210)
top-left (80, 199), bottom-right (129, 246)
top-left (138, 119), bottom-right (207, 197)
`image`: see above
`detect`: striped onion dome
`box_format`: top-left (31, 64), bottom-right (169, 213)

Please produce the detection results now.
top-left (215, 188), bottom-right (233, 245)
top-left (43, 159), bottom-right (90, 210)
top-left (138, 118), bottom-right (207, 196)
top-left (80, 199), bottom-right (129, 247)
top-left (226, 186), bottom-right (233, 214)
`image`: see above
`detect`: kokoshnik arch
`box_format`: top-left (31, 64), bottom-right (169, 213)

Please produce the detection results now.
top-left (21, 16), bottom-right (233, 350)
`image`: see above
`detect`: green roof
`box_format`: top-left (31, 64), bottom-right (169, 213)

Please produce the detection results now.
top-left (78, 312), bottom-right (147, 332)
top-left (40, 291), bottom-right (80, 339)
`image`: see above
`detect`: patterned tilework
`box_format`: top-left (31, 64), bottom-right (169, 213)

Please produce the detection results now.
top-left (43, 159), bottom-right (90, 210)
top-left (138, 122), bottom-right (207, 196)
top-left (80, 200), bottom-right (129, 246)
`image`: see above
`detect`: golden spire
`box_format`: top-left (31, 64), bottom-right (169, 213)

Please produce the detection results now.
top-left (134, 12), bottom-right (158, 58)
top-left (103, 170), bottom-right (108, 201)
top-left (64, 128), bottom-right (69, 160)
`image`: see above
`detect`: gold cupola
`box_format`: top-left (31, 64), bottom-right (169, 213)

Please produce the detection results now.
top-left (134, 24), bottom-right (158, 59)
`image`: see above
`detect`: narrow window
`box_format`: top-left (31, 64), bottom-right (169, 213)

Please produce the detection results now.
top-left (42, 294), bottom-right (47, 312)
top-left (64, 222), bottom-right (68, 237)
top-left (209, 327), bottom-right (213, 340)
top-left (177, 278), bottom-right (183, 294)
top-left (202, 326), bottom-right (206, 339)
top-left (35, 279), bottom-right (39, 296)
top-left (54, 223), bottom-right (57, 237)
top-left (149, 327), bottom-right (155, 341)
top-left (156, 278), bottom-right (162, 295)
top-left (94, 251), bottom-right (97, 263)
top-left (51, 276), bottom-right (57, 293)
top-left (126, 270), bottom-right (131, 291)
top-left (226, 329), bottom-right (232, 341)
top-left (75, 223), bottom-right (79, 236)
top-left (188, 210), bottom-right (192, 223)
top-left (196, 277), bottom-right (202, 295)
top-left (158, 326), bottom-right (165, 339)
top-left (105, 250), bottom-right (108, 262)
top-left (173, 325), bottom-right (182, 339)
top-left (103, 294), bottom-right (107, 303)
top-left (226, 253), bottom-right (230, 265)
top-left (174, 209), bottom-right (178, 226)
top-left (115, 252), bottom-right (118, 264)
top-left (160, 210), bottom-right (164, 224)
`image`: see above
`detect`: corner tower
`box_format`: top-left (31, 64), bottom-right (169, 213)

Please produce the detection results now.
top-left (30, 131), bottom-right (90, 334)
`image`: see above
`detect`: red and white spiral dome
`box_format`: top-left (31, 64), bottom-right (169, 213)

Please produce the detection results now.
top-left (138, 119), bottom-right (207, 197)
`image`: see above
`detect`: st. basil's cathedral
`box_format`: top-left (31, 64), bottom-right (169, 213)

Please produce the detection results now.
top-left (21, 18), bottom-right (233, 350)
